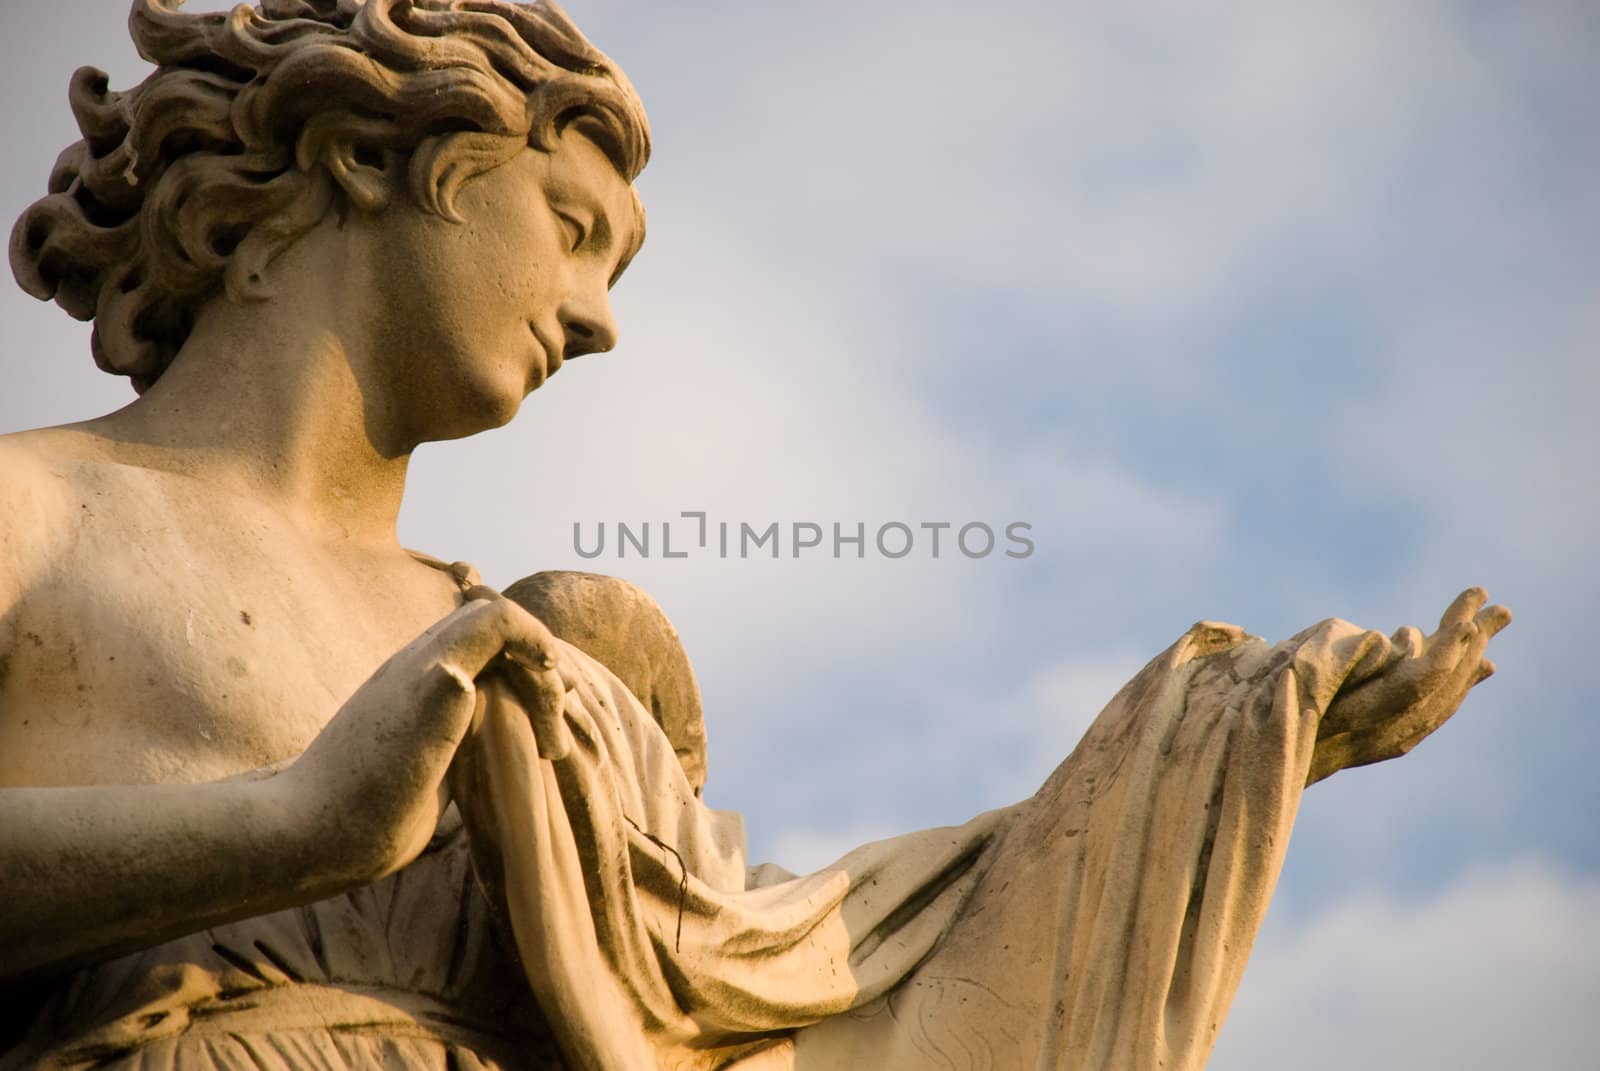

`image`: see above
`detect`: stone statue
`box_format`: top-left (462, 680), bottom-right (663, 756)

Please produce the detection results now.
top-left (0, 2), bottom-right (1511, 1068)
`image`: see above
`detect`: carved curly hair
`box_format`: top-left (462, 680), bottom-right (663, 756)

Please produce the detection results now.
top-left (9, 0), bottom-right (650, 393)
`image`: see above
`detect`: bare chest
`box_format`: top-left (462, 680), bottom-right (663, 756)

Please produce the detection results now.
top-left (0, 489), bottom-right (459, 787)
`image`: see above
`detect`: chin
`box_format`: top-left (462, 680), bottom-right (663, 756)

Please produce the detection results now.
top-left (478, 354), bottom-right (542, 424)
top-left (417, 383), bottom-right (526, 444)
top-left (468, 389), bottom-right (525, 436)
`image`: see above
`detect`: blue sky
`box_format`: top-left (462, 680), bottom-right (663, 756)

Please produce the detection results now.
top-left (2, 2), bottom-right (1596, 1066)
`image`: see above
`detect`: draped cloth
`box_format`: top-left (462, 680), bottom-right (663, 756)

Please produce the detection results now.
top-left (4, 588), bottom-right (1395, 1070)
top-left (448, 615), bottom-right (1397, 1071)
top-left (450, 644), bottom-right (1006, 1071)
top-left (1, 816), bottom-right (561, 1070)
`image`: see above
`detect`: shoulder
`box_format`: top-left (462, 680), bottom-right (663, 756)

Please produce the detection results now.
top-left (0, 429), bottom-right (106, 609)
top-left (0, 430), bottom-right (80, 547)
top-left (0, 433), bottom-right (86, 701)
top-left (0, 427), bottom-right (102, 512)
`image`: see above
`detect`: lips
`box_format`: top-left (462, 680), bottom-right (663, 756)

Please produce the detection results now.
top-left (528, 323), bottom-right (563, 387)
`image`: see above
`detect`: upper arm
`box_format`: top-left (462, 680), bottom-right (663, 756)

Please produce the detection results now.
top-left (0, 437), bottom-right (70, 703)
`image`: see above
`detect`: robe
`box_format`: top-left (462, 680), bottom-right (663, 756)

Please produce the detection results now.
top-left (452, 613), bottom-right (1395, 1070)
top-left (8, 562), bottom-right (1397, 1070)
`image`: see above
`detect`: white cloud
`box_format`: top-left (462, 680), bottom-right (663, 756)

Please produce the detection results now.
top-left (765, 824), bottom-right (902, 876)
top-left (1, 4), bottom-right (1594, 1062)
top-left (1216, 859), bottom-right (1600, 1070)
top-left (1333, 296), bottom-right (1600, 604)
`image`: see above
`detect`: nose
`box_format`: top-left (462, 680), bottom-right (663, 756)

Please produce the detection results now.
top-left (560, 290), bottom-right (618, 359)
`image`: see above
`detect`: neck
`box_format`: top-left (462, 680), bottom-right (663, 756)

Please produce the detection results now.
top-left (86, 234), bottom-right (412, 549)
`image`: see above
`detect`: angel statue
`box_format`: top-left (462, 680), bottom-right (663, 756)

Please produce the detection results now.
top-left (0, 2), bottom-right (1509, 1069)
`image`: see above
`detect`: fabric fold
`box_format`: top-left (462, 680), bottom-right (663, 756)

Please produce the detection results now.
top-left (451, 641), bottom-right (1002, 1071)
top-left (451, 618), bottom-right (1394, 1070)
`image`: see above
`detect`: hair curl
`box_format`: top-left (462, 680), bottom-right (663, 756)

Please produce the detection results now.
top-left (10, 0), bottom-right (650, 393)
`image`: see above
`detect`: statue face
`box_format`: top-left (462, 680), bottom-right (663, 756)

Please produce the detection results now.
top-left (366, 128), bottom-right (639, 446)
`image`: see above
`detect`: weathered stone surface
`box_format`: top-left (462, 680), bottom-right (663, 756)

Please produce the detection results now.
top-left (0, 2), bottom-right (1509, 1068)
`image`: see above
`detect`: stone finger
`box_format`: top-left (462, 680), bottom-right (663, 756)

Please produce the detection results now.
top-left (498, 661), bottom-right (572, 761)
top-left (1475, 603), bottom-right (1513, 638)
top-left (432, 598), bottom-right (555, 682)
top-left (1439, 587), bottom-right (1487, 632)
top-left (1389, 625), bottom-right (1425, 659)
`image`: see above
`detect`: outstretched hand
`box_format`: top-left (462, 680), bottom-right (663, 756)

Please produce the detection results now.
top-left (1307, 588), bottom-right (1511, 786)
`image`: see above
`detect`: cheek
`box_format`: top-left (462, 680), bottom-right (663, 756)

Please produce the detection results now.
top-left (367, 196), bottom-right (561, 372)
top-left (383, 236), bottom-right (526, 343)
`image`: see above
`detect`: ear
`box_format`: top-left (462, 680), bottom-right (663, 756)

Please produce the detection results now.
top-left (323, 141), bottom-right (392, 213)
top-left (296, 116), bottom-right (396, 214)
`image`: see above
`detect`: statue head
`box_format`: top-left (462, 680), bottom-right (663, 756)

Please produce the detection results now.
top-left (9, 0), bottom-right (650, 394)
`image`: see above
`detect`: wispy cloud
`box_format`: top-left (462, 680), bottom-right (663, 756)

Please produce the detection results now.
top-left (1217, 859), bottom-right (1600, 1070)
top-left (1, 0), bottom-right (1593, 1059)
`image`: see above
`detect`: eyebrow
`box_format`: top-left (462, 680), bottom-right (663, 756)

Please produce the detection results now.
top-left (546, 168), bottom-right (642, 284)
top-left (549, 185), bottom-right (614, 254)
top-left (562, 189), bottom-right (643, 286)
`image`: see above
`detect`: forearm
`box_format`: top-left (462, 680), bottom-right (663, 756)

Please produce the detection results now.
top-left (0, 595), bottom-right (556, 982)
top-left (0, 775), bottom-right (358, 981)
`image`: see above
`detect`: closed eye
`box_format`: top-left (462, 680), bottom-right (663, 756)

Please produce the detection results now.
top-left (554, 210), bottom-right (589, 253)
